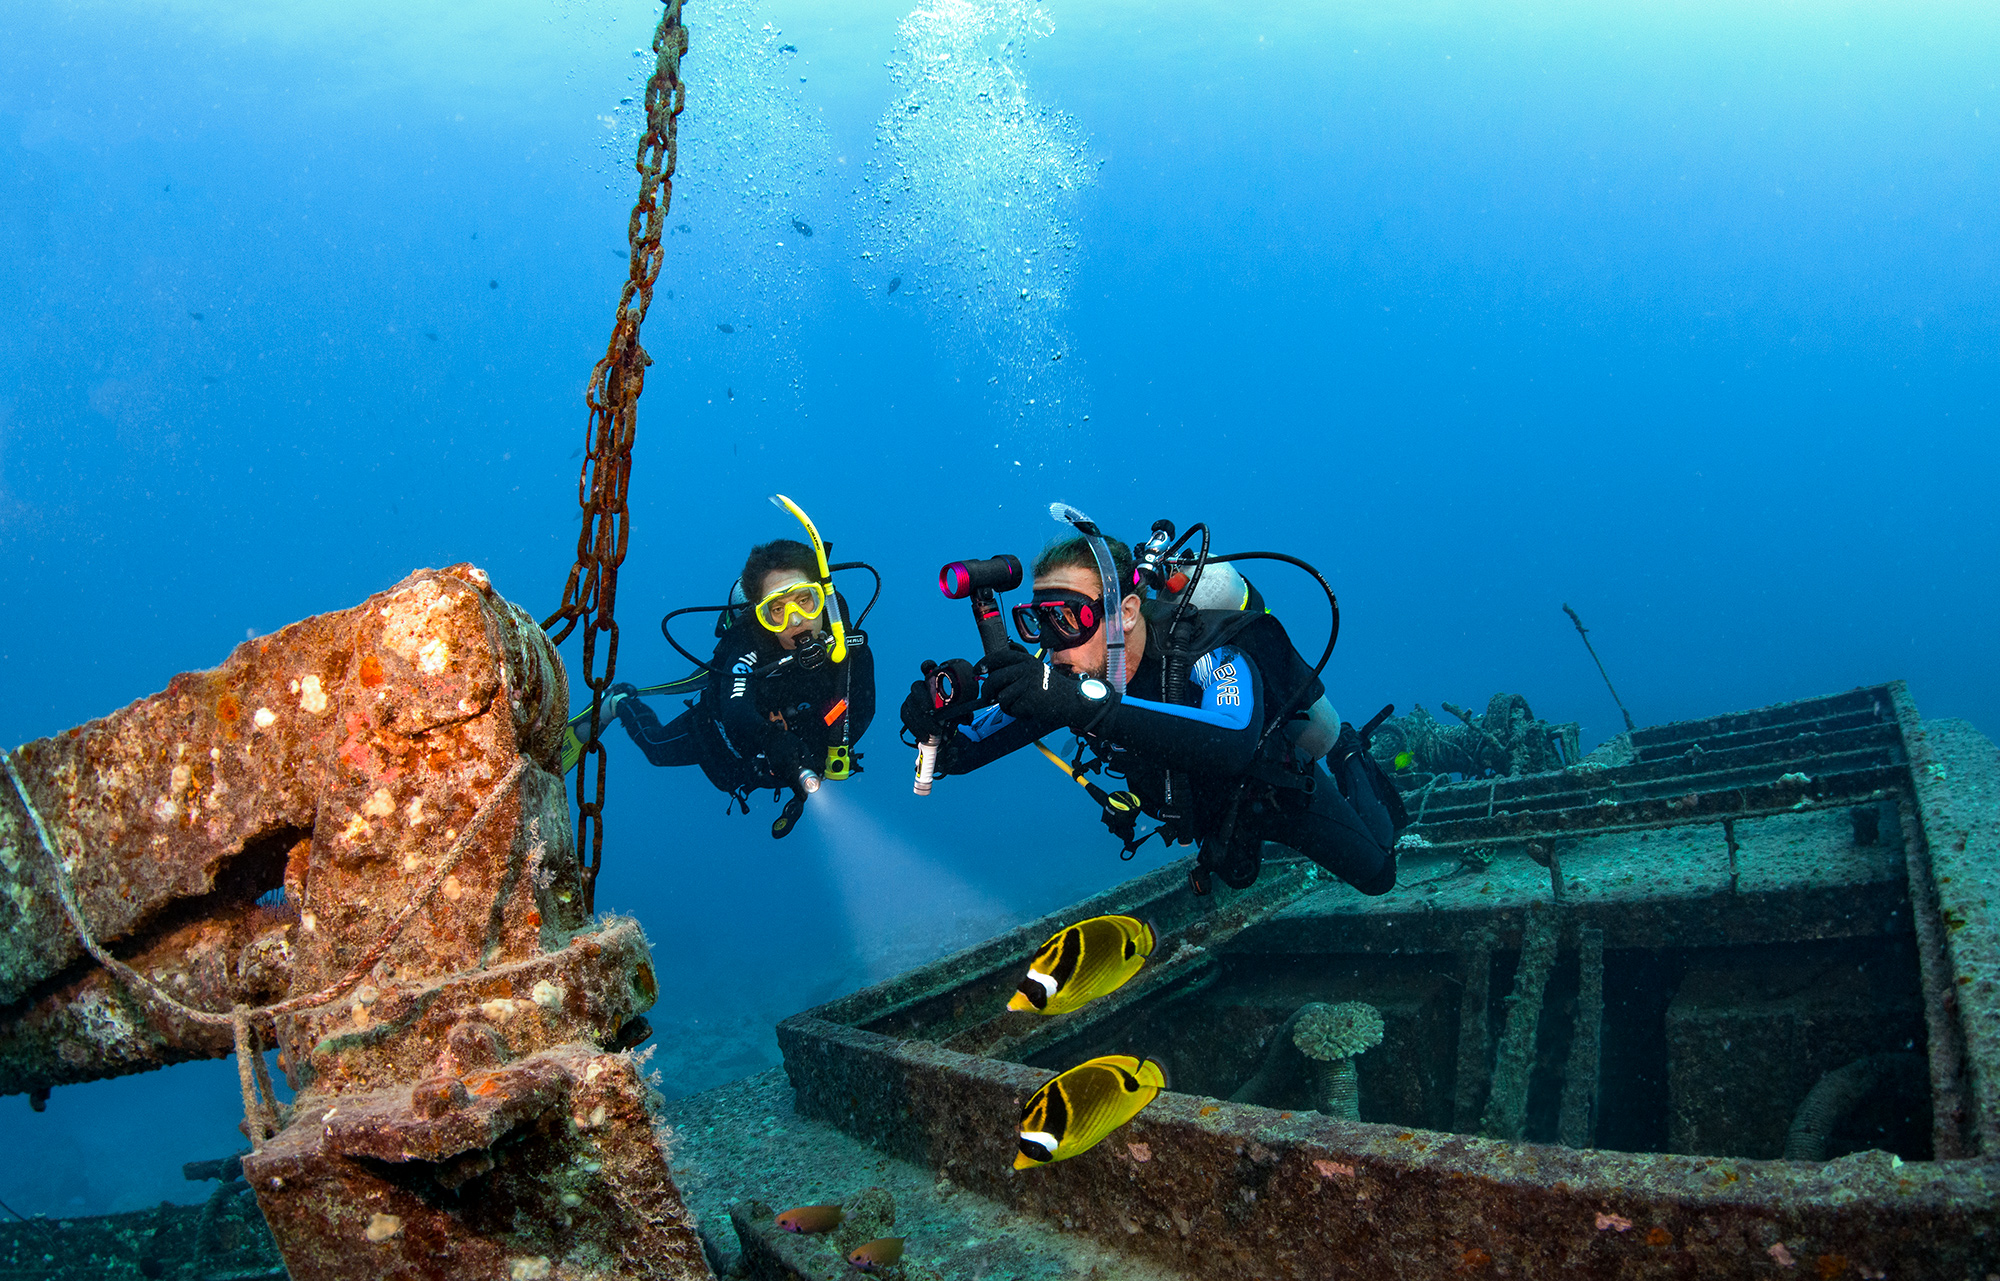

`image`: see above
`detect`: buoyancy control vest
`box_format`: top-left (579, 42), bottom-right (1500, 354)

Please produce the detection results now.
top-left (1104, 587), bottom-right (1326, 846)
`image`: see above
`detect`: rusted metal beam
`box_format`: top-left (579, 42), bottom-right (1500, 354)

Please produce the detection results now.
top-left (1891, 683), bottom-right (1994, 1159)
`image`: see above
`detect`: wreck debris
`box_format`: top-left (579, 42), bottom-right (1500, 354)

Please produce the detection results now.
top-left (1227, 1004), bottom-right (1311, 1107)
top-left (0, 564), bottom-right (711, 1280)
top-left (1784, 1053), bottom-right (1928, 1162)
top-left (1370, 695), bottom-right (1579, 783)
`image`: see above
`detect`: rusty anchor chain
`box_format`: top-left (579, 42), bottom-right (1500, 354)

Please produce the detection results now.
top-left (544, 0), bottom-right (688, 914)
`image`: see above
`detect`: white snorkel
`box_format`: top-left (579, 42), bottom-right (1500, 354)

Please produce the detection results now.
top-left (1048, 501), bottom-right (1128, 695)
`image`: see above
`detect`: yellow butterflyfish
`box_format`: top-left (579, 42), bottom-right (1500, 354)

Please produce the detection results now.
top-left (1015, 1054), bottom-right (1167, 1169)
top-left (1008, 915), bottom-right (1155, 1016)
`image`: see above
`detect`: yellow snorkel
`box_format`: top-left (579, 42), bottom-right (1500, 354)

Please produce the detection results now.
top-left (769, 493), bottom-right (847, 664)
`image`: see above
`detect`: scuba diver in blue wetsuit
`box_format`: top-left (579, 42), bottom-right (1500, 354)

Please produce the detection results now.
top-left (591, 495), bottom-right (877, 839)
top-left (901, 509), bottom-right (1406, 896)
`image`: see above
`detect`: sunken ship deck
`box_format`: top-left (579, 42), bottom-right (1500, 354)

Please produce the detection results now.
top-left (753, 681), bottom-right (2000, 1280)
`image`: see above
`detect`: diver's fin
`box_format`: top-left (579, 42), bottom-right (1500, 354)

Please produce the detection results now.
top-left (557, 673), bottom-right (707, 774)
top-left (771, 788), bottom-right (807, 840)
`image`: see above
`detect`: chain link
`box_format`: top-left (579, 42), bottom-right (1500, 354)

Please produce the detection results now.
top-left (544, 0), bottom-right (687, 914)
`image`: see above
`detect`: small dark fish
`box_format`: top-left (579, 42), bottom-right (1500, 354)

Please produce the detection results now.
top-left (666, 289), bottom-right (674, 299)
top-left (202, 375), bottom-right (219, 386)
top-left (613, 248), bottom-right (627, 257)
top-left (190, 311), bottom-right (203, 320)
top-left (727, 388), bottom-right (734, 399)
top-left (775, 1204), bottom-right (842, 1234)
top-left (569, 447), bottom-right (583, 460)
top-left (717, 323), bottom-right (736, 334)
top-left (425, 330), bottom-right (438, 341)
top-left (488, 279), bottom-right (498, 289)
top-left (886, 276), bottom-right (902, 295)
top-left (790, 217), bottom-right (813, 238)
top-left (162, 185), bottom-right (170, 193)
top-left (471, 231), bottom-right (478, 240)
top-left (604, 1015), bottom-right (652, 1051)
top-left (847, 1237), bottom-right (904, 1272)
top-left (678, 223), bottom-right (690, 233)
top-left (779, 43), bottom-right (797, 52)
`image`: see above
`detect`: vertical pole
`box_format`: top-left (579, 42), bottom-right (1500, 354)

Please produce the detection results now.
top-left (1452, 928), bottom-right (1495, 1132)
top-left (1558, 927), bottom-right (1604, 1149)
top-left (1482, 901), bottom-right (1561, 1142)
top-left (1563, 604), bottom-right (1636, 733)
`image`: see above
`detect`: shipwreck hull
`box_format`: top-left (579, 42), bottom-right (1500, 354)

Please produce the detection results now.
top-left (776, 682), bottom-right (2000, 1278)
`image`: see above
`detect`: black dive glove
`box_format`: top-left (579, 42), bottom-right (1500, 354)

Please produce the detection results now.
top-left (981, 648), bottom-right (1117, 734)
top-left (900, 679), bottom-right (950, 743)
top-left (763, 730), bottom-right (807, 782)
top-left (605, 682), bottom-right (641, 723)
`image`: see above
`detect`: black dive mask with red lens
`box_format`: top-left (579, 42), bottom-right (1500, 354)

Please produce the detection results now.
top-left (1011, 589), bottom-right (1104, 650)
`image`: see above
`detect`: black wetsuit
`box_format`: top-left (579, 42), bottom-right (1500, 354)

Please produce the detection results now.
top-left (615, 596), bottom-right (874, 801)
top-left (931, 605), bottom-right (1398, 894)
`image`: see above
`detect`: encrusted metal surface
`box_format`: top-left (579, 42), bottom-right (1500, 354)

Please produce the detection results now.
top-left (252, 1043), bottom-right (705, 1281)
top-left (1897, 709), bottom-right (2000, 1154)
top-left (2, 565), bottom-right (709, 1280)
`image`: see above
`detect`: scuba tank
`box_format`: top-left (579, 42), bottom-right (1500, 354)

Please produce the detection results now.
top-left (1181, 559), bottom-right (1340, 760)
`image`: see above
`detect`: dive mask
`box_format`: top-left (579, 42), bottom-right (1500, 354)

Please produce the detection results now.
top-left (755, 580), bottom-right (827, 632)
top-left (1012, 589), bottom-right (1103, 650)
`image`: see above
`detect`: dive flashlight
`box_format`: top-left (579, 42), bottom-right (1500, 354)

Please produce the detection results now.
top-left (914, 657), bottom-right (981, 796)
top-left (938, 555), bottom-right (1023, 600)
top-left (921, 556), bottom-right (1024, 797)
top-left (939, 554), bottom-right (1022, 659)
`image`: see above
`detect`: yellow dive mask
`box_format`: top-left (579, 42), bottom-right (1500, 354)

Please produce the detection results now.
top-left (755, 579), bottom-right (828, 632)
top-left (767, 494), bottom-right (848, 663)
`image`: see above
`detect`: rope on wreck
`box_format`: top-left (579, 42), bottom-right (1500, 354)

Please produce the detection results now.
top-left (2, 751), bottom-right (526, 1148)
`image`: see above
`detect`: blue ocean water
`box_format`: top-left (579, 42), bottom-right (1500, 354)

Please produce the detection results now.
top-left (0, 0), bottom-right (1994, 1218)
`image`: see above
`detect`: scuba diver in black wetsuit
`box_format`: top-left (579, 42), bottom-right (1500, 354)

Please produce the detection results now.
top-left (901, 512), bottom-right (1406, 895)
top-left (601, 495), bottom-right (877, 838)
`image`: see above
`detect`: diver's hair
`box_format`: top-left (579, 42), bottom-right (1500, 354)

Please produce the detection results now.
top-left (1034, 534), bottom-right (1141, 602)
top-left (740, 539), bottom-right (819, 599)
